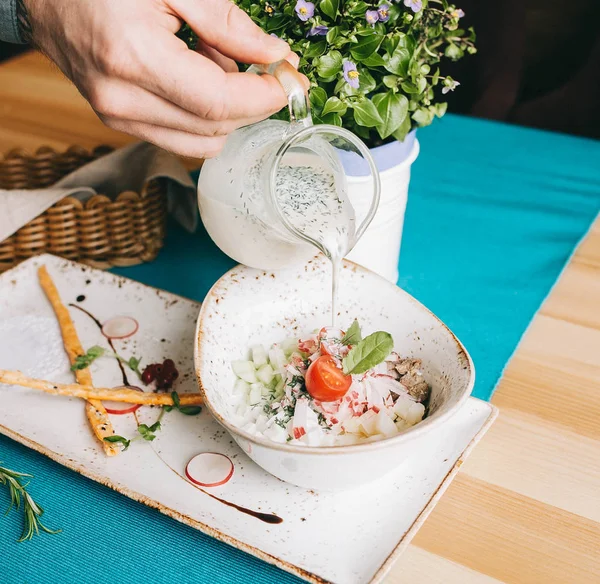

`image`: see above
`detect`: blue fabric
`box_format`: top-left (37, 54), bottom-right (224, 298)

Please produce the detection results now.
top-left (1, 115), bottom-right (599, 582)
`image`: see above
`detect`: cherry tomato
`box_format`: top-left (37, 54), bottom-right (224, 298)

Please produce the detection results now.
top-left (305, 356), bottom-right (352, 402)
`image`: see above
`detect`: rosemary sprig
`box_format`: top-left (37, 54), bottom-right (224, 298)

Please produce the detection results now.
top-left (0, 463), bottom-right (60, 542)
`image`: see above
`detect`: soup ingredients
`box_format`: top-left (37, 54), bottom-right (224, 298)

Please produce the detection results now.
top-left (101, 316), bottom-right (139, 339)
top-left (231, 320), bottom-right (431, 446)
top-left (0, 463), bottom-right (61, 542)
top-left (305, 355), bottom-right (352, 401)
top-left (186, 453), bottom-right (235, 488)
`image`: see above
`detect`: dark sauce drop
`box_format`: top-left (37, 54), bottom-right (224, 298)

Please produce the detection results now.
top-left (200, 490), bottom-right (283, 524)
top-left (68, 303), bottom-right (129, 386)
top-left (76, 294), bottom-right (86, 302)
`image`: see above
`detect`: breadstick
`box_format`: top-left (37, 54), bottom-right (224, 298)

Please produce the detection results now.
top-left (0, 369), bottom-right (203, 406)
top-left (38, 266), bottom-right (119, 457)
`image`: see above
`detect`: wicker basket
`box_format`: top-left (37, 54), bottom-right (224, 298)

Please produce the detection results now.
top-left (0, 145), bottom-right (168, 273)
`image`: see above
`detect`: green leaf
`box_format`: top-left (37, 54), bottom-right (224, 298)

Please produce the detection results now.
top-left (309, 86), bottom-right (328, 110)
top-left (340, 67), bottom-right (376, 95)
top-left (401, 80), bottom-right (420, 94)
top-left (71, 345), bottom-right (105, 371)
top-left (431, 68), bottom-right (440, 86)
top-left (342, 331), bottom-right (394, 374)
top-left (412, 107), bottom-right (434, 126)
top-left (104, 435), bottom-right (131, 451)
top-left (384, 46), bottom-right (410, 76)
top-left (434, 102), bottom-right (448, 118)
top-left (392, 112), bottom-right (412, 142)
top-left (264, 14), bottom-right (287, 33)
top-left (316, 50), bottom-right (343, 79)
top-left (361, 52), bottom-right (387, 68)
top-left (372, 92), bottom-right (409, 140)
top-left (350, 31), bottom-right (382, 62)
top-left (171, 391), bottom-right (181, 409)
top-left (320, 0), bottom-right (339, 20)
top-left (326, 27), bottom-right (340, 45)
top-left (321, 96), bottom-right (347, 116)
top-left (138, 420), bottom-right (161, 441)
top-left (342, 319), bottom-right (362, 346)
top-left (445, 43), bottom-right (463, 60)
top-left (348, 1), bottom-right (369, 16)
top-left (382, 75), bottom-right (399, 89)
top-left (352, 99), bottom-right (383, 128)
top-left (304, 40), bottom-right (327, 58)
top-left (178, 405), bottom-right (203, 416)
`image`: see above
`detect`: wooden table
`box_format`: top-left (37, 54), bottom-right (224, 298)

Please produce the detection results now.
top-left (1, 52), bottom-right (599, 584)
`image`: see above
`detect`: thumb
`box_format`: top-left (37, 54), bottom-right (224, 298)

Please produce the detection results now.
top-left (173, 0), bottom-right (291, 64)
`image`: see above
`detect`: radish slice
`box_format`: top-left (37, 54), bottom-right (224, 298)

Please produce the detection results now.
top-left (101, 316), bottom-right (139, 339)
top-left (185, 453), bottom-right (234, 488)
top-left (103, 385), bottom-right (143, 415)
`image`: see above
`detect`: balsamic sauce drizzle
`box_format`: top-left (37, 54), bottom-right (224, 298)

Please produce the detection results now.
top-left (70, 301), bottom-right (282, 524)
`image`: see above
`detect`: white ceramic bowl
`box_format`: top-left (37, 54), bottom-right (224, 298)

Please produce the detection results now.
top-left (195, 256), bottom-right (474, 491)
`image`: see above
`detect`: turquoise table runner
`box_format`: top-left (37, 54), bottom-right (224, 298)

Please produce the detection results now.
top-left (1, 115), bottom-right (599, 582)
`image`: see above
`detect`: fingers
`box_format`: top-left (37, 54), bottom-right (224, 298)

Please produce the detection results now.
top-left (195, 40), bottom-right (238, 73)
top-left (103, 117), bottom-right (227, 159)
top-left (91, 78), bottom-right (271, 135)
top-left (136, 37), bottom-right (288, 121)
top-left (172, 0), bottom-right (290, 64)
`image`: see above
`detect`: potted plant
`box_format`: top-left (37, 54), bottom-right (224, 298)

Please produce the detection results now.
top-left (182, 0), bottom-right (475, 281)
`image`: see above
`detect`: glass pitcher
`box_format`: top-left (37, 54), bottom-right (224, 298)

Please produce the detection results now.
top-left (197, 60), bottom-right (381, 271)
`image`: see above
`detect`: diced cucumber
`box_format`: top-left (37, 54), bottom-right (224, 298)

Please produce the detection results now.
top-left (268, 346), bottom-right (287, 372)
top-left (256, 363), bottom-right (274, 385)
top-left (281, 337), bottom-right (299, 356)
top-left (234, 379), bottom-right (250, 395)
top-left (251, 344), bottom-right (268, 367)
top-left (266, 373), bottom-right (281, 391)
top-left (249, 383), bottom-right (263, 405)
top-left (232, 360), bottom-right (257, 384)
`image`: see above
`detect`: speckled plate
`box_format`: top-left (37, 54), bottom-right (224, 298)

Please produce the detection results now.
top-left (0, 255), bottom-right (497, 584)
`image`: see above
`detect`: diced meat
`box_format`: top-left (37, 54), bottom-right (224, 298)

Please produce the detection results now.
top-left (395, 358), bottom-right (431, 403)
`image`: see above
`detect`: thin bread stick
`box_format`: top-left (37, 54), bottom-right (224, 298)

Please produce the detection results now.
top-left (37, 266), bottom-right (119, 457)
top-left (0, 369), bottom-right (203, 406)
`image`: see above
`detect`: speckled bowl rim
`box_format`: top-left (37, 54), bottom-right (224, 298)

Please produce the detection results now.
top-left (195, 258), bottom-right (475, 456)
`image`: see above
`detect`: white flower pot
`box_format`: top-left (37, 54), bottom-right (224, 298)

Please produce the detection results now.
top-left (344, 131), bottom-right (420, 283)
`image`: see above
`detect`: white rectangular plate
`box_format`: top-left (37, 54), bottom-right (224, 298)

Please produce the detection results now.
top-left (0, 255), bottom-right (497, 584)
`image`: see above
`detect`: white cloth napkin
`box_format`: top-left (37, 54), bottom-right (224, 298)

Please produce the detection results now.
top-left (0, 142), bottom-right (198, 243)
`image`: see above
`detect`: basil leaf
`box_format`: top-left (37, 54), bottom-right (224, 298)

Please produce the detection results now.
top-left (342, 331), bottom-right (393, 374)
top-left (352, 99), bottom-right (383, 128)
top-left (373, 92), bottom-right (409, 140)
top-left (342, 319), bottom-right (362, 346)
top-left (104, 435), bottom-right (131, 451)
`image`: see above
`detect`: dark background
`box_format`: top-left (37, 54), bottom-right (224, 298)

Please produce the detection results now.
top-left (2, 0), bottom-right (599, 140)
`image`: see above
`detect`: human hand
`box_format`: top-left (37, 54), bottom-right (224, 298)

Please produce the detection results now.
top-left (23, 0), bottom-right (302, 157)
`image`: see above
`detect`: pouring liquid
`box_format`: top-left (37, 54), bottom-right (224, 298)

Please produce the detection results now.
top-left (273, 156), bottom-right (354, 327)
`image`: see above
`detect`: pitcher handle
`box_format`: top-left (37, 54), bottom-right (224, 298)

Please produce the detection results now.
top-left (247, 61), bottom-right (312, 128)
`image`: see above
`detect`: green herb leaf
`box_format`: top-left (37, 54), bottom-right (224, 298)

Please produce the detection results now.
top-left (304, 40), bottom-right (327, 59)
top-left (178, 406), bottom-right (203, 416)
top-left (103, 435), bottom-right (131, 451)
top-left (352, 99), bottom-right (383, 128)
top-left (392, 112), bottom-right (412, 142)
top-left (321, 96), bottom-right (347, 117)
top-left (71, 345), bottom-right (105, 371)
top-left (171, 391), bottom-right (181, 408)
top-left (373, 92), bottom-right (409, 139)
top-left (342, 331), bottom-right (394, 374)
top-left (384, 46), bottom-right (410, 76)
top-left (361, 52), bottom-right (387, 68)
top-left (137, 421), bottom-right (161, 441)
top-left (342, 319), bottom-right (362, 346)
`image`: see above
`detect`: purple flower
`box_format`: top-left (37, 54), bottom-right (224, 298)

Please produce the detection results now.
top-left (307, 25), bottom-right (329, 37)
top-left (295, 0), bottom-right (315, 21)
top-left (452, 8), bottom-right (465, 18)
top-left (343, 61), bottom-right (360, 89)
top-left (377, 4), bottom-right (390, 22)
top-left (365, 9), bottom-right (379, 24)
top-left (403, 0), bottom-right (422, 13)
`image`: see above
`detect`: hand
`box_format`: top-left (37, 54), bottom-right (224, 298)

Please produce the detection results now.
top-left (24, 0), bottom-right (300, 158)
